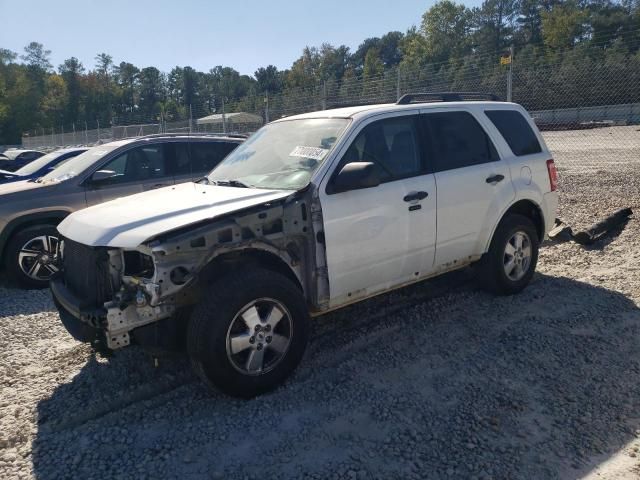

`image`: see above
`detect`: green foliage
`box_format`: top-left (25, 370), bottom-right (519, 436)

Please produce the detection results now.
top-left (421, 0), bottom-right (472, 62)
top-left (1, 0), bottom-right (639, 144)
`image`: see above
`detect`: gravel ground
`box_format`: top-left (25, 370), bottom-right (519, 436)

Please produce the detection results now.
top-left (1, 128), bottom-right (640, 480)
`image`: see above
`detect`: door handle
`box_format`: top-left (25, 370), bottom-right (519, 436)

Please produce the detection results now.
top-left (486, 174), bottom-right (505, 184)
top-left (403, 191), bottom-right (429, 202)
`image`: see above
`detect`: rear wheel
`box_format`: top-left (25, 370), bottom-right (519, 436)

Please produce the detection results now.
top-left (479, 214), bottom-right (539, 295)
top-left (187, 268), bottom-right (309, 398)
top-left (5, 225), bottom-right (61, 289)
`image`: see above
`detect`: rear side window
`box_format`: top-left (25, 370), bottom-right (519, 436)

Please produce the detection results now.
top-left (485, 110), bottom-right (542, 156)
top-left (191, 142), bottom-right (239, 173)
top-left (422, 112), bottom-right (499, 172)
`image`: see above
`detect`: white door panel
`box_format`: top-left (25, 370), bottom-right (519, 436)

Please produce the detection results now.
top-left (434, 160), bottom-right (514, 268)
top-left (322, 175), bottom-right (436, 307)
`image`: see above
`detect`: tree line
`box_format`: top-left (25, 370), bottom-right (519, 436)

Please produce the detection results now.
top-left (1, 0), bottom-right (639, 144)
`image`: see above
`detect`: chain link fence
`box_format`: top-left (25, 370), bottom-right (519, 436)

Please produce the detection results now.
top-left (21, 40), bottom-right (640, 189)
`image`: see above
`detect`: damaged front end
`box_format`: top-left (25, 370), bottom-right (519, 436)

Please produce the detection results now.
top-left (52, 188), bottom-right (329, 352)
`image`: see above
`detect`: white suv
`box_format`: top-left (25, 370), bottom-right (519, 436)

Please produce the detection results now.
top-left (51, 93), bottom-right (559, 397)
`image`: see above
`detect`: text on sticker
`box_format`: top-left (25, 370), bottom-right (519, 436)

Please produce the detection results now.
top-left (289, 146), bottom-right (328, 161)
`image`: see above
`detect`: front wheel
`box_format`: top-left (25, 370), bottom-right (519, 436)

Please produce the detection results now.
top-left (187, 269), bottom-right (309, 398)
top-left (478, 214), bottom-right (539, 295)
top-left (5, 225), bottom-right (61, 289)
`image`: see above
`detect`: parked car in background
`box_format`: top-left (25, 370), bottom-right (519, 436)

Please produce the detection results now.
top-left (51, 93), bottom-right (559, 397)
top-left (0, 149), bottom-right (45, 172)
top-left (0, 147), bottom-right (88, 184)
top-left (0, 134), bottom-right (243, 288)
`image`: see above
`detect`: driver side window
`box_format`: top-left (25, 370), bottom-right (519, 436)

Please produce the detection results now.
top-left (340, 115), bottom-right (423, 183)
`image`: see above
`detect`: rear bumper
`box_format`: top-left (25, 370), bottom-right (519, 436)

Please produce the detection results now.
top-left (542, 191), bottom-right (559, 236)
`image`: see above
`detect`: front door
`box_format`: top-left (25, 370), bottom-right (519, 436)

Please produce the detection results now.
top-left (320, 113), bottom-right (437, 308)
top-left (85, 143), bottom-right (175, 206)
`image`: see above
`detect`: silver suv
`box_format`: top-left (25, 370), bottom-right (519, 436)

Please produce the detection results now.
top-left (0, 134), bottom-right (243, 288)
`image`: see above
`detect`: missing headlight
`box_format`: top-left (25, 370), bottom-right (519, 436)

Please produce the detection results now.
top-left (123, 251), bottom-right (155, 278)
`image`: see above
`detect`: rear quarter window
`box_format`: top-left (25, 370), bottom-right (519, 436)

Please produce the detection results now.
top-left (485, 110), bottom-right (542, 156)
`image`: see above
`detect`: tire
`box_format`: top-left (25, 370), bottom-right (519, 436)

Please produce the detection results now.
top-left (478, 214), bottom-right (539, 295)
top-left (187, 268), bottom-right (309, 398)
top-left (5, 224), bottom-right (61, 289)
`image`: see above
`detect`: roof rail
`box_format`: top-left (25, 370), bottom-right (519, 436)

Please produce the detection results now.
top-left (396, 92), bottom-right (500, 105)
top-left (139, 132), bottom-right (249, 140)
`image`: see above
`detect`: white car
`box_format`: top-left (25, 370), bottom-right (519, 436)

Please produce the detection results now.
top-left (51, 93), bottom-right (559, 397)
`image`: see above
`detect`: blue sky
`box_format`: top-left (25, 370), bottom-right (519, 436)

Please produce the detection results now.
top-left (0, 0), bottom-right (481, 76)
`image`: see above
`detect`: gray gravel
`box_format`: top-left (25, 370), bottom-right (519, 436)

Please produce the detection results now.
top-left (2, 129), bottom-right (640, 480)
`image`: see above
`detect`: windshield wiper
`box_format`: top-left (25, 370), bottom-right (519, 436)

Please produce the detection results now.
top-left (212, 179), bottom-right (251, 188)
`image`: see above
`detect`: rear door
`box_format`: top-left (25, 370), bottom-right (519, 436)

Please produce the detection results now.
top-left (421, 109), bottom-right (515, 269)
top-left (85, 143), bottom-right (175, 206)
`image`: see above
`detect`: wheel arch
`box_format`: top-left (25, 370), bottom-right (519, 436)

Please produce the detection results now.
top-left (198, 247), bottom-right (304, 294)
top-left (486, 199), bottom-right (545, 252)
top-left (0, 211), bottom-right (70, 264)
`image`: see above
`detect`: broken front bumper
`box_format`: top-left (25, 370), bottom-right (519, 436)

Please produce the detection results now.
top-left (51, 277), bottom-right (104, 343)
top-left (51, 275), bottom-right (176, 350)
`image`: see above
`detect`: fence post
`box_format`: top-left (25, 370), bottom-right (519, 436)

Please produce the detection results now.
top-left (321, 81), bottom-right (327, 110)
top-left (396, 68), bottom-right (401, 101)
top-left (189, 104), bottom-right (193, 133)
top-left (507, 45), bottom-right (514, 102)
top-left (97, 119), bottom-right (101, 144)
top-left (72, 123), bottom-right (76, 145)
top-left (51, 127), bottom-right (54, 147)
top-left (61, 125), bottom-right (64, 146)
top-left (222, 98), bottom-right (227, 133)
top-left (265, 92), bottom-right (270, 124)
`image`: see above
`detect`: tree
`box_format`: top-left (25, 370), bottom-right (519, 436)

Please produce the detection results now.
top-left (41, 75), bottom-right (68, 125)
top-left (113, 61), bottom-right (139, 112)
top-left (94, 53), bottom-right (113, 78)
top-left (421, 1), bottom-right (472, 62)
top-left (138, 67), bottom-right (165, 115)
top-left (286, 46), bottom-right (322, 89)
top-left (0, 48), bottom-right (17, 66)
top-left (471, 0), bottom-right (518, 54)
top-left (353, 32), bottom-right (404, 72)
top-left (59, 57), bottom-right (85, 123)
top-left (21, 42), bottom-right (52, 71)
top-left (255, 65), bottom-right (283, 94)
top-left (541, 2), bottom-right (588, 50)
top-left (400, 26), bottom-right (430, 69)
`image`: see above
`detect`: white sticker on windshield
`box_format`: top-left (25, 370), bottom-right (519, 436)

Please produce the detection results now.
top-left (289, 146), bottom-right (328, 161)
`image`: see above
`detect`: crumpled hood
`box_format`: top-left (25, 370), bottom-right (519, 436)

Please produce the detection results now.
top-left (57, 182), bottom-right (292, 248)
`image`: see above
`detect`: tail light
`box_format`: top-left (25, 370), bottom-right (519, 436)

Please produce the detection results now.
top-left (546, 159), bottom-right (558, 192)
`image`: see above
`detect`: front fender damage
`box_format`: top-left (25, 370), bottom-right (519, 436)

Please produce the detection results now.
top-left (103, 189), bottom-right (328, 350)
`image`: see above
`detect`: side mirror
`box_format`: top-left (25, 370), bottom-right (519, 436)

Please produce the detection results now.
top-left (90, 169), bottom-right (117, 183)
top-left (331, 162), bottom-right (380, 194)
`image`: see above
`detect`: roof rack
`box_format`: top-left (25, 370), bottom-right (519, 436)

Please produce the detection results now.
top-left (140, 132), bottom-right (249, 140)
top-left (396, 92), bottom-right (500, 105)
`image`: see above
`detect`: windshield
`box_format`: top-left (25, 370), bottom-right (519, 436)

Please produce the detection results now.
top-left (40, 145), bottom-right (121, 182)
top-left (208, 118), bottom-right (350, 190)
top-left (14, 150), bottom-right (83, 176)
